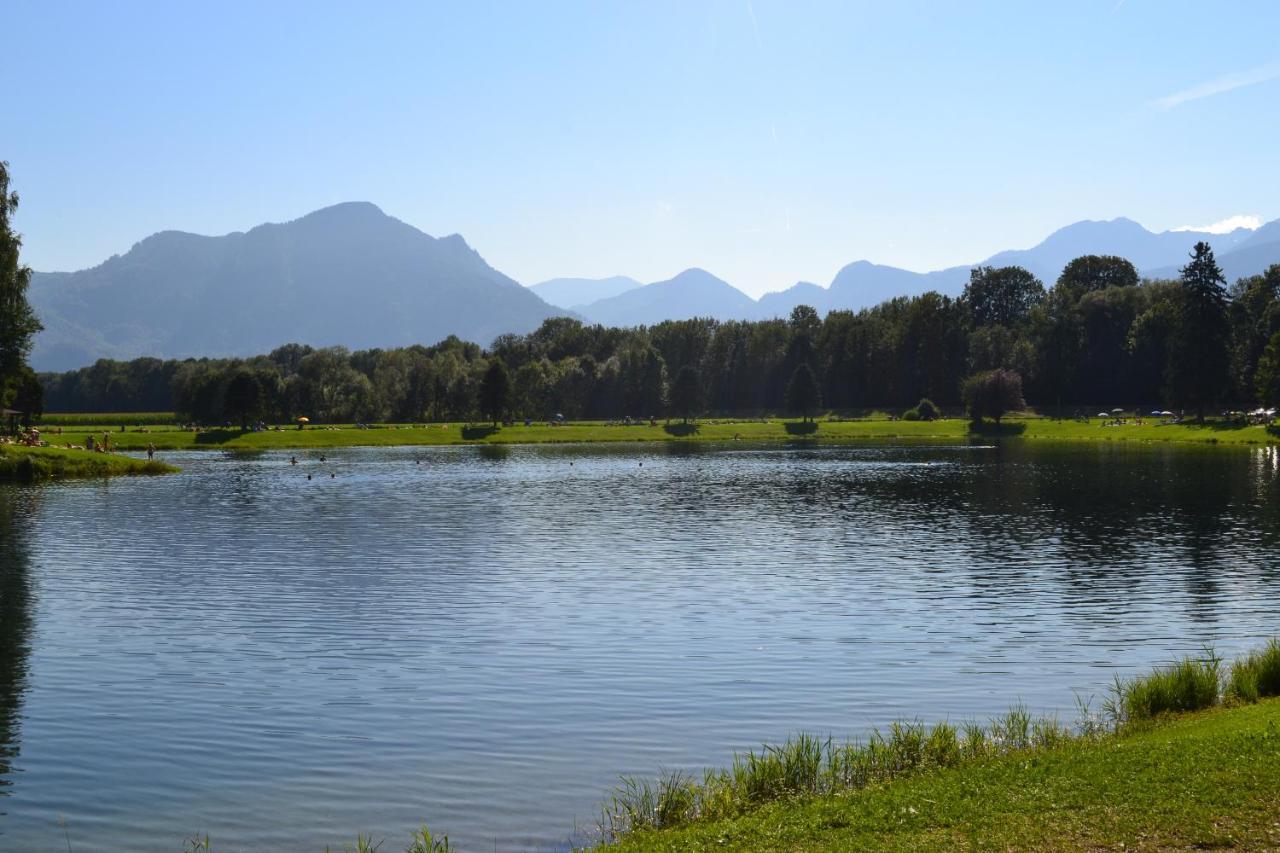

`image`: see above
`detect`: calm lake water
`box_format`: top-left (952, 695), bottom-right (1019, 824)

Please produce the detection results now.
top-left (2, 441), bottom-right (1279, 850)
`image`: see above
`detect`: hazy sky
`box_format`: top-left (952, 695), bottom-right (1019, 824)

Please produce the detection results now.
top-left (7, 1), bottom-right (1280, 297)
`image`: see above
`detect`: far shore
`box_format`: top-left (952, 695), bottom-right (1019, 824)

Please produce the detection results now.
top-left (26, 414), bottom-right (1280, 452)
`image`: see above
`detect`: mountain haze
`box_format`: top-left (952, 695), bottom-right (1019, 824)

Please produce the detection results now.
top-left (576, 268), bottom-right (759, 327)
top-left (29, 203), bottom-right (569, 371)
top-left (1146, 225), bottom-right (1280, 283)
top-left (756, 217), bottom-right (1280, 318)
top-left (529, 276), bottom-right (643, 310)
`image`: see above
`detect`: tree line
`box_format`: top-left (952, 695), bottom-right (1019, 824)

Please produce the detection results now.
top-left (33, 243), bottom-right (1280, 425)
top-left (0, 162), bottom-right (44, 422)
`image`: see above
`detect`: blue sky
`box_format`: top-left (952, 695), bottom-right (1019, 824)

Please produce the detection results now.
top-left (6, 1), bottom-right (1279, 296)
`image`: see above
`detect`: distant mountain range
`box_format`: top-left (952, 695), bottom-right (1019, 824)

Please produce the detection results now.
top-left (29, 203), bottom-right (569, 371)
top-left (28, 206), bottom-right (1280, 372)
top-left (528, 275), bottom-right (642, 311)
top-left (558, 217), bottom-right (1280, 324)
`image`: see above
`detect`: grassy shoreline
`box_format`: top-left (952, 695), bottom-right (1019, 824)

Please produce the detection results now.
top-left (607, 698), bottom-right (1280, 851)
top-left (0, 444), bottom-right (178, 480)
top-left (31, 415), bottom-right (1280, 452)
top-left (603, 642), bottom-right (1280, 851)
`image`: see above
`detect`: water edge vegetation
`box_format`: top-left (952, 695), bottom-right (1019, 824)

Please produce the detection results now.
top-left (0, 444), bottom-right (176, 480)
top-left (598, 642), bottom-right (1280, 851)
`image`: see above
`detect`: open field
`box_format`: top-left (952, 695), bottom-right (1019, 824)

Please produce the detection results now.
top-left (36, 411), bottom-right (178, 426)
top-left (0, 444), bottom-right (177, 480)
top-left (30, 415), bottom-right (1280, 451)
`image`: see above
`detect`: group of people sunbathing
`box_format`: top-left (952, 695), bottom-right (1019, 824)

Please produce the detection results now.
top-left (0, 427), bottom-right (46, 447)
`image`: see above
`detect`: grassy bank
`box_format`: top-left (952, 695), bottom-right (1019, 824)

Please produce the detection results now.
top-left (0, 444), bottom-right (178, 480)
top-left (609, 699), bottom-right (1280, 851)
top-left (32, 415), bottom-right (1280, 451)
top-left (604, 643), bottom-right (1280, 851)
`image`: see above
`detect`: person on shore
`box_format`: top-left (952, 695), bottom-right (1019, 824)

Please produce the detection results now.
top-left (86, 435), bottom-right (95, 452)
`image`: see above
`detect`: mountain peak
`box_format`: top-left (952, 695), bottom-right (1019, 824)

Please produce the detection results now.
top-left (28, 203), bottom-right (568, 371)
top-left (1043, 217), bottom-right (1152, 242)
top-left (297, 201), bottom-right (387, 222)
top-left (668, 267), bottom-right (727, 286)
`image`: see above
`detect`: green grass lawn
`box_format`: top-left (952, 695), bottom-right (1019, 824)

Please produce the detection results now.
top-left (0, 443), bottom-right (178, 480)
top-left (610, 698), bottom-right (1280, 852)
top-left (31, 415), bottom-right (1279, 451)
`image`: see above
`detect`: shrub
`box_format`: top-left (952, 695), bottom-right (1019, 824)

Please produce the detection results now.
top-left (1113, 651), bottom-right (1221, 721)
top-left (916, 398), bottom-right (941, 420)
top-left (961, 369), bottom-right (1025, 424)
top-left (901, 408), bottom-right (921, 421)
top-left (1226, 638), bottom-right (1280, 704)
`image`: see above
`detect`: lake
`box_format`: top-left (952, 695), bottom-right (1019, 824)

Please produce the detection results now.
top-left (2, 441), bottom-right (1279, 850)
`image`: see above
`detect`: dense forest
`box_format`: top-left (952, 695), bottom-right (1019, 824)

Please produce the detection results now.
top-left (37, 244), bottom-right (1280, 424)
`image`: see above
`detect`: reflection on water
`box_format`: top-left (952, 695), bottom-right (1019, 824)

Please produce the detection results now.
top-left (0, 441), bottom-right (1278, 850)
top-left (0, 488), bottom-right (34, 806)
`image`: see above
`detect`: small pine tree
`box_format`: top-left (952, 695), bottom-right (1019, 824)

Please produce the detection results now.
top-left (1168, 242), bottom-right (1229, 421)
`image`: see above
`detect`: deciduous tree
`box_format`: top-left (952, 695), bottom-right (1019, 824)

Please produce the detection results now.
top-left (961, 369), bottom-right (1026, 425)
top-left (479, 358), bottom-right (512, 426)
top-left (0, 162), bottom-right (42, 408)
top-left (669, 364), bottom-right (703, 423)
top-left (786, 362), bottom-right (821, 422)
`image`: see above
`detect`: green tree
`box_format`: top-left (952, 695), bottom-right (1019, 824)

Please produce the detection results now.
top-left (622, 345), bottom-right (668, 417)
top-left (1168, 242), bottom-right (1229, 421)
top-left (6, 367), bottom-right (42, 427)
top-left (0, 162), bottom-right (43, 406)
top-left (1227, 265), bottom-right (1280, 404)
top-left (1055, 255), bottom-right (1139, 304)
top-left (961, 369), bottom-right (1025, 425)
top-left (785, 304), bottom-right (821, 371)
top-left (785, 362), bottom-right (821, 422)
top-left (1255, 330), bottom-right (1280, 406)
top-left (222, 369), bottom-right (264, 430)
top-left (963, 266), bottom-right (1045, 328)
top-left (479, 358), bottom-right (511, 426)
top-left (968, 324), bottom-right (1036, 377)
top-left (668, 364), bottom-right (703, 423)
